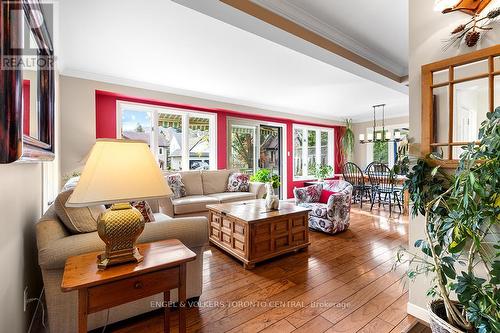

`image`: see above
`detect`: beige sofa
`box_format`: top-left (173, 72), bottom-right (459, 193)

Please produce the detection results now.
top-left (36, 199), bottom-right (208, 333)
top-left (162, 169), bottom-right (266, 218)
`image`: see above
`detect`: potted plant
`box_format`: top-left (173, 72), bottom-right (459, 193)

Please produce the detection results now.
top-left (250, 168), bottom-right (281, 195)
top-left (314, 164), bottom-right (334, 182)
top-left (396, 108), bottom-right (500, 333)
top-left (342, 118), bottom-right (355, 162)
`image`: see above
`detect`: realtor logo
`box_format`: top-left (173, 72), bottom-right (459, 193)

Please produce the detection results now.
top-left (1, 1), bottom-right (55, 70)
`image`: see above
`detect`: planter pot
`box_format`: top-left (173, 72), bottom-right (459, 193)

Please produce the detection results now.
top-left (428, 300), bottom-right (468, 333)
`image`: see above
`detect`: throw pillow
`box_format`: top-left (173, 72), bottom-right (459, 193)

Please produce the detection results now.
top-left (294, 184), bottom-right (323, 203)
top-left (166, 173), bottom-right (187, 199)
top-left (131, 201), bottom-right (155, 222)
top-left (319, 190), bottom-right (337, 204)
top-left (54, 190), bottom-right (106, 234)
top-left (227, 172), bottom-right (250, 192)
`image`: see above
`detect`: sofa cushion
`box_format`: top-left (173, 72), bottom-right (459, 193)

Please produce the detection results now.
top-left (206, 192), bottom-right (256, 203)
top-left (153, 213), bottom-right (172, 222)
top-left (201, 170), bottom-right (231, 194)
top-left (172, 195), bottom-right (219, 215)
top-left (54, 190), bottom-right (106, 234)
top-left (178, 171), bottom-right (204, 196)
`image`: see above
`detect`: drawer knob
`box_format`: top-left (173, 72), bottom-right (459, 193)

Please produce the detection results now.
top-left (134, 281), bottom-right (143, 289)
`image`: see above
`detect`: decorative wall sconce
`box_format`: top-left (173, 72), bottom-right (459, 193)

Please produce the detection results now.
top-left (436, 0), bottom-right (500, 48)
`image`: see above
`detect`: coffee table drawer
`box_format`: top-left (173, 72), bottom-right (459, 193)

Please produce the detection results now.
top-left (87, 267), bottom-right (179, 313)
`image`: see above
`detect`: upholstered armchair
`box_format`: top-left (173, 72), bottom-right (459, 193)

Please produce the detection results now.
top-left (293, 180), bottom-right (353, 234)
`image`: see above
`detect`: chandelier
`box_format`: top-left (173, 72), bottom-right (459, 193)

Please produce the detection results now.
top-left (359, 104), bottom-right (402, 144)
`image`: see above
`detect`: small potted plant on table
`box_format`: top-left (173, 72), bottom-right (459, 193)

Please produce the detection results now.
top-left (396, 107), bottom-right (499, 333)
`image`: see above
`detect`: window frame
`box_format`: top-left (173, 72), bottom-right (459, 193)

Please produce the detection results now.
top-left (116, 101), bottom-right (217, 171)
top-left (292, 124), bottom-right (334, 181)
top-left (421, 45), bottom-right (500, 168)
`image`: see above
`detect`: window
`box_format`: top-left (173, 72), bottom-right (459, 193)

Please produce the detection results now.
top-left (118, 102), bottom-right (217, 171)
top-left (366, 126), bottom-right (409, 168)
top-left (293, 125), bottom-right (334, 179)
top-left (422, 45), bottom-right (500, 167)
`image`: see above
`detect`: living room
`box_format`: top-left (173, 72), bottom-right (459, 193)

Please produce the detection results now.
top-left (1, 1), bottom-right (499, 333)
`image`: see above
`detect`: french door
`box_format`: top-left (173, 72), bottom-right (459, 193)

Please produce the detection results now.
top-left (228, 119), bottom-right (285, 198)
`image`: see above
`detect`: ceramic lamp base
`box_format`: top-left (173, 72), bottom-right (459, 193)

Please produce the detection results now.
top-left (96, 202), bottom-right (145, 270)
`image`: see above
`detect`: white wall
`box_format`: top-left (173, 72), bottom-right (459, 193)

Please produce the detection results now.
top-left (59, 75), bottom-right (342, 178)
top-left (408, 0), bottom-right (500, 321)
top-left (0, 164), bottom-right (43, 333)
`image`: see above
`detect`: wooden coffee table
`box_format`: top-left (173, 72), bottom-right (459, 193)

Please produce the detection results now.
top-left (61, 239), bottom-right (196, 333)
top-left (207, 199), bottom-right (311, 269)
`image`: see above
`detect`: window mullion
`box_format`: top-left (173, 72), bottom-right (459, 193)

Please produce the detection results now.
top-left (182, 114), bottom-right (189, 171)
top-left (302, 128), bottom-right (307, 178)
top-left (315, 130), bottom-right (321, 167)
top-left (152, 110), bottom-right (159, 161)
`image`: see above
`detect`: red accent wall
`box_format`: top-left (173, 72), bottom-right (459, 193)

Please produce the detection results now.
top-left (23, 80), bottom-right (30, 136)
top-left (95, 90), bottom-right (344, 198)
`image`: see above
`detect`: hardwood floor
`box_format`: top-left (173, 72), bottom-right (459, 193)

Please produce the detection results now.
top-left (100, 207), bottom-right (430, 333)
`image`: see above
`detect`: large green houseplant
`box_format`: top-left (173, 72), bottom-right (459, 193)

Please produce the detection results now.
top-left (397, 107), bottom-right (500, 333)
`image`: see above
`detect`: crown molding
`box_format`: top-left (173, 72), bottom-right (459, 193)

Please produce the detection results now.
top-left (251, 0), bottom-right (407, 76)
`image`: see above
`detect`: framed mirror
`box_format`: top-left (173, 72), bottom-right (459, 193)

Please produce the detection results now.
top-left (0, 0), bottom-right (55, 163)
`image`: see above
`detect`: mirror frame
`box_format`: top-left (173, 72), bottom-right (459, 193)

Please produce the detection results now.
top-left (0, 0), bottom-right (55, 163)
top-left (421, 45), bottom-right (500, 168)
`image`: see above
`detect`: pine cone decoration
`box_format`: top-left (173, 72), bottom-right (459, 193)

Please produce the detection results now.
top-left (487, 7), bottom-right (500, 19)
top-left (465, 30), bottom-right (480, 47)
top-left (451, 24), bottom-right (465, 34)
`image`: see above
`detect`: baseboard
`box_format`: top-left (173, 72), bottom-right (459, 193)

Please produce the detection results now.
top-left (407, 302), bottom-right (429, 323)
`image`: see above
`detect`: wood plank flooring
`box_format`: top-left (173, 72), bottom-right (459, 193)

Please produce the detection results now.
top-left (99, 207), bottom-right (431, 333)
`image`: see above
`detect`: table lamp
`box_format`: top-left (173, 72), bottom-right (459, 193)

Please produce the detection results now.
top-left (66, 139), bottom-right (172, 269)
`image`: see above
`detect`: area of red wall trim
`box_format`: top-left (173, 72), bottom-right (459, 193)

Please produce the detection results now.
top-left (95, 90), bottom-right (345, 198)
top-left (23, 80), bottom-right (30, 136)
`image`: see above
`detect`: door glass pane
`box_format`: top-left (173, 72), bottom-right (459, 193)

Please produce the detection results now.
top-left (259, 126), bottom-right (280, 174)
top-left (373, 131), bottom-right (388, 163)
top-left (230, 125), bottom-right (255, 174)
top-left (432, 86), bottom-right (449, 145)
top-left (189, 117), bottom-right (210, 170)
top-left (158, 113), bottom-right (182, 171)
top-left (495, 76), bottom-right (500, 110)
top-left (294, 129), bottom-right (303, 178)
top-left (320, 131), bottom-right (329, 166)
top-left (453, 78), bottom-right (488, 157)
top-left (454, 59), bottom-right (488, 80)
top-left (495, 57), bottom-right (500, 72)
top-left (121, 109), bottom-right (153, 146)
top-left (307, 130), bottom-right (316, 176)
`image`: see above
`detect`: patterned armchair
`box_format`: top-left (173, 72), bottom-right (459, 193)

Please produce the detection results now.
top-left (293, 180), bottom-right (353, 234)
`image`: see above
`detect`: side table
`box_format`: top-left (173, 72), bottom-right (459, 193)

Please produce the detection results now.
top-left (61, 239), bottom-right (196, 333)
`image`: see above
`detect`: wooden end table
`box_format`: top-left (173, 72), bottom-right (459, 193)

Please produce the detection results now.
top-left (207, 199), bottom-right (311, 269)
top-left (61, 239), bottom-right (196, 333)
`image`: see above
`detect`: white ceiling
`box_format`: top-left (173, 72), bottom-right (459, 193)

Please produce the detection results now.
top-left (57, 0), bottom-right (408, 122)
top-left (253, 0), bottom-right (409, 76)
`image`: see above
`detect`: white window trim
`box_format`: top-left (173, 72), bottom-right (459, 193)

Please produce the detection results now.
top-left (116, 101), bottom-right (217, 171)
top-left (292, 124), bottom-right (335, 181)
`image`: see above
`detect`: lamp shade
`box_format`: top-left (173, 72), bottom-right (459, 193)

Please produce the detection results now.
top-left (66, 139), bottom-right (172, 207)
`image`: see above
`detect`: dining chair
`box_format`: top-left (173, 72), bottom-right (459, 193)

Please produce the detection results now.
top-left (342, 162), bottom-right (371, 208)
top-left (366, 162), bottom-right (402, 214)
